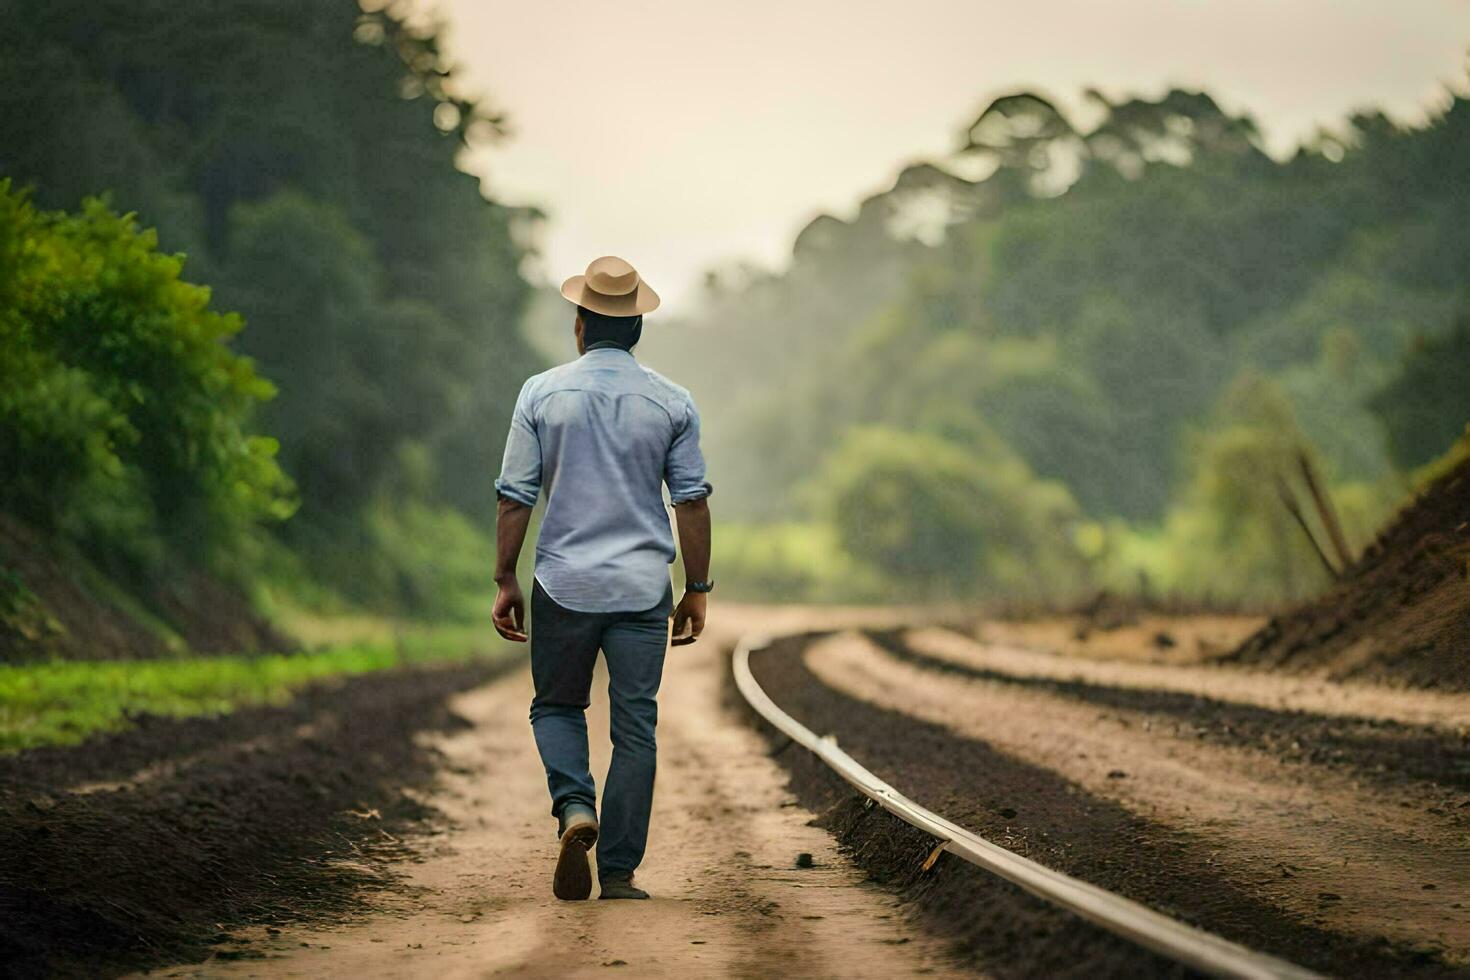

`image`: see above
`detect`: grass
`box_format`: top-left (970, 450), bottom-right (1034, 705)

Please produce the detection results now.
top-left (0, 624), bottom-right (514, 753)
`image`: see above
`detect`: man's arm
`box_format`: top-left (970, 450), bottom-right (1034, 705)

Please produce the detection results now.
top-left (492, 379), bottom-right (541, 643)
top-left (665, 391), bottom-right (713, 646)
top-left (492, 496), bottom-right (534, 642)
top-left (670, 497), bottom-right (711, 646)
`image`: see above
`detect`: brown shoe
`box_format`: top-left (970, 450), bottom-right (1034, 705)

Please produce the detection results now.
top-left (552, 809), bottom-right (599, 901)
top-left (598, 874), bottom-right (650, 900)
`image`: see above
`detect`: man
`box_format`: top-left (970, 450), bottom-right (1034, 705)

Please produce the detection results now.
top-left (492, 255), bottom-right (713, 902)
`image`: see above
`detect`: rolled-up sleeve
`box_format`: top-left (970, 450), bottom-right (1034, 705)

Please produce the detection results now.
top-left (494, 380), bottom-right (541, 507)
top-left (665, 394), bottom-right (713, 504)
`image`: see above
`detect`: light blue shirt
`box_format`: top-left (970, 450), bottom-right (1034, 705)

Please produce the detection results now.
top-left (494, 346), bottom-right (712, 613)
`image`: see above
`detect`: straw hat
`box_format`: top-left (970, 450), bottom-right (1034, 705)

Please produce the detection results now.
top-left (560, 255), bottom-right (660, 317)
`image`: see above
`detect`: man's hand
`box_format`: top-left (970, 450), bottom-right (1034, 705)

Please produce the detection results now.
top-left (492, 577), bottom-right (528, 642)
top-left (492, 497), bottom-right (532, 642)
top-left (671, 496), bottom-right (711, 647)
top-left (670, 590), bottom-right (707, 646)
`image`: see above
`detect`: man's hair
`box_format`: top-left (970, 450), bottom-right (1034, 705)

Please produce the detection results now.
top-left (578, 306), bottom-right (643, 350)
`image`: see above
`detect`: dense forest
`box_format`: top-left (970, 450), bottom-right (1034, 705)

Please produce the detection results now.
top-left (2, 0), bottom-right (1466, 633)
top-left (647, 85), bottom-right (1470, 604)
top-left (0, 0), bottom-right (539, 635)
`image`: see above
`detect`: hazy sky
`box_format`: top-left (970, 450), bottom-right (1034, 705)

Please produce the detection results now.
top-left (432, 0), bottom-right (1470, 313)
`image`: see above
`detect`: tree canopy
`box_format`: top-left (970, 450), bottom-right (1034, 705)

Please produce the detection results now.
top-left (0, 0), bottom-right (539, 615)
top-left (0, 182), bottom-right (293, 567)
top-left (649, 82), bottom-right (1470, 602)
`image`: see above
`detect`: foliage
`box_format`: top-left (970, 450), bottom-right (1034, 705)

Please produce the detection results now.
top-left (1142, 378), bottom-right (1333, 602)
top-left (647, 82), bottom-right (1470, 604)
top-left (813, 427), bottom-right (1088, 598)
top-left (710, 521), bottom-right (882, 603)
top-left (5, 0), bottom-right (1465, 614)
top-left (217, 191), bottom-right (460, 511)
top-left (1371, 312), bottom-right (1470, 470)
top-left (0, 567), bottom-right (62, 647)
top-left (0, 0), bottom-right (538, 613)
top-left (1409, 424), bottom-right (1470, 490)
top-left (0, 183), bottom-right (294, 567)
top-left (348, 497), bottom-right (498, 622)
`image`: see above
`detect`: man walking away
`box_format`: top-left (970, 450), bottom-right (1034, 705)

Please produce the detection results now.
top-left (491, 255), bottom-right (714, 902)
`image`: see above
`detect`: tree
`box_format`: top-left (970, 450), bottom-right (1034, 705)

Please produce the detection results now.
top-left (215, 191), bottom-right (462, 512)
top-left (0, 182), bottom-right (293, 565)
top-left (0, 0), bottom-right (538, 612)
top-left (813, 427), bottom-right (1086, 597)
top-left (959, 92), bottom-right (1084, 198)
top-left (1372, 312), bottom-right (1470, 469)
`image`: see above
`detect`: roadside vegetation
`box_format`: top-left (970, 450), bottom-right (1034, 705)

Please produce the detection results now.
top-left (0, 1), bottom-right (540, 676)
top-left (0, 599), bottom-right (509, 752)
top-left (0, 631), bottom-right (508, 753)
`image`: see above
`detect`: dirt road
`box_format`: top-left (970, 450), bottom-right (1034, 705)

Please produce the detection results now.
top-left (139, 606), bottom-right (1468, 978)
top-left (166, 610), bottom-right (958, 978)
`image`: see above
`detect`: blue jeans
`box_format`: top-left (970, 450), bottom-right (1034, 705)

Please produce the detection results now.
top-left (528, 578), bottom-right (672, 880)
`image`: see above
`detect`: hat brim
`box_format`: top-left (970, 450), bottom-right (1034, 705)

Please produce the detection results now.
top-left (561, 275), bottom-right (661, 316)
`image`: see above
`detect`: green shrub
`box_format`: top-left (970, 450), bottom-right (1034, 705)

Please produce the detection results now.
top-left (812, 426), bottom-right (1090, 598)
top-left (711, 521), bottom-right (882, 603)
top-left (1372, 311), bottom-right (1470, 470)
top-left (0, 182), bottom-right (294, 566)
top-left (1138, 375), bottom-right (1398, 603)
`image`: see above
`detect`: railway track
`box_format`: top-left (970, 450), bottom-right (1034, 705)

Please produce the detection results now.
top-left (733, 629), bottom-right (1470, 979)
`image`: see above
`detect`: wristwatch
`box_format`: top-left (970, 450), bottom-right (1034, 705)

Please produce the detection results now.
top-left (685, 580), bottom-right (715, 594)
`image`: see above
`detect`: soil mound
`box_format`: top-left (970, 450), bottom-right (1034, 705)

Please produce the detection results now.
top-left (738, 636), bottom-right (1456, 977)
top-left (0, 513), bottom-right (292, 662)
top-left (1224, 457), bottom-right (1470, 689)
top-left (0, 660), bottom-right (506, 978)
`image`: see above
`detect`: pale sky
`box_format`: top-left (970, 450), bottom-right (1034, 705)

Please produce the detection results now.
top-left (431, 0), bottom-right (1470, 314)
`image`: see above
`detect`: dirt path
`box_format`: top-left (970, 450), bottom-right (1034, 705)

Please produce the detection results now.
top-left (162, 617), bottom-right (960, 978)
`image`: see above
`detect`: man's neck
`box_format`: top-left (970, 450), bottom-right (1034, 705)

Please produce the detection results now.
top-left (583, 341), bottom-right (633, 355)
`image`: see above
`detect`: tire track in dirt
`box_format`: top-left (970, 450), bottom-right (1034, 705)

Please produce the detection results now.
top-left (888, 628), bottom-right (1470, 795)
top-left (903, 626), bottom-right (1470, 731)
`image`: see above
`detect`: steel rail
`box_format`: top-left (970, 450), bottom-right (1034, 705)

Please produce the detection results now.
top-left (732, 633), bottom-right (1322, 980)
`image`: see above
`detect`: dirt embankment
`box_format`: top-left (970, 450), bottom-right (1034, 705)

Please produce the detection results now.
top-left (0, 513), bottom-right (292, 663)
top-left (1224, 457), bottom-right (1470, 689)
top-left (742, 633), bottom-right (1467, 979)
top-left (0, 659), bottom-right (510, 979)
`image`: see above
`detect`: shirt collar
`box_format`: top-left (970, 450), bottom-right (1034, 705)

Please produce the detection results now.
top-left (583, 343), bottom-right (636, 358)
